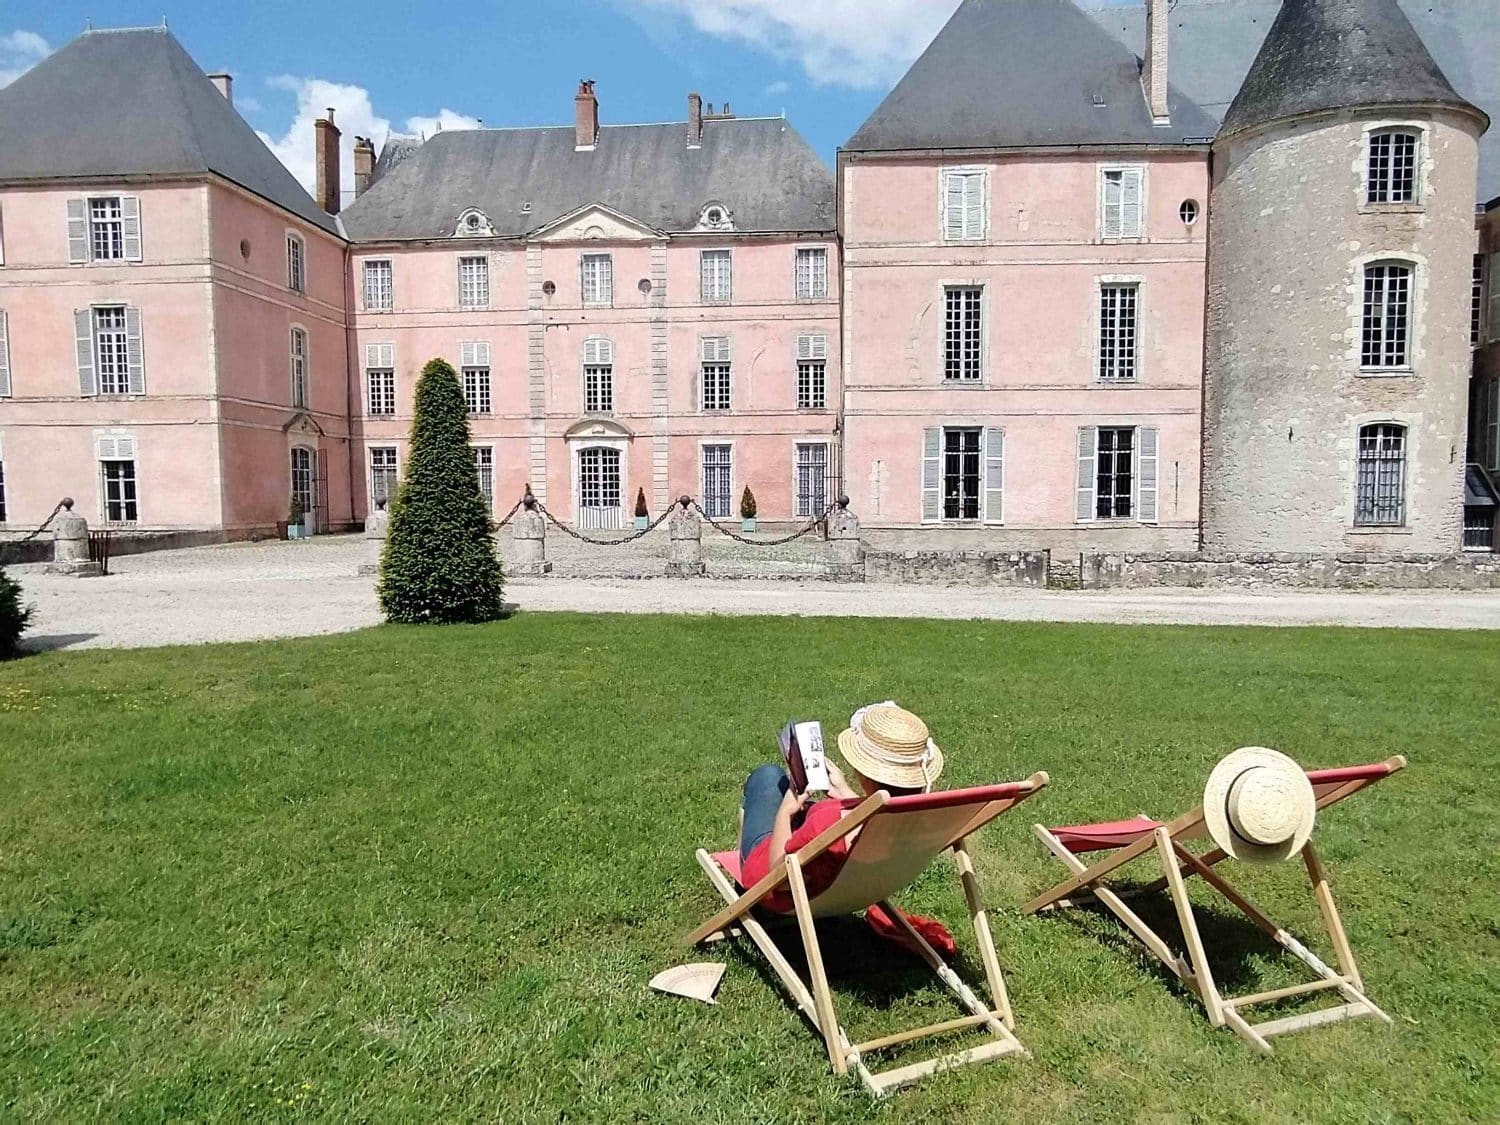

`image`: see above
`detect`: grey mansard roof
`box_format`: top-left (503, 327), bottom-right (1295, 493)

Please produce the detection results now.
top-left (0, 27), bottom-right (340, 235)
top-left (342, 117), bottom-right (835, 242)
top-left (844, 0), bottom-right (1221, 154)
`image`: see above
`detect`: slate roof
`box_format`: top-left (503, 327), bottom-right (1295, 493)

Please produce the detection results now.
top-left (1219, 0), bottom-right (1485, 141)
top-left (0, 27), bottom-right (340, 236)
top-left (342, 117), bottom-right (834, 242)
top-left (844, 0), bottom-right (1220, 154)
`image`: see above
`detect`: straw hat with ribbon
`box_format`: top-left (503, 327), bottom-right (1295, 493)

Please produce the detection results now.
top-left (837, 702), bottom-right (944, 792)
top-left (1202, 747), bottom-right (1316, 865)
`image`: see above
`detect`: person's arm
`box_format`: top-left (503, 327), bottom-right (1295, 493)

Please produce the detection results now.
top-left (764, 787), bottom-right (813, 873)
top-left (824, 760), bottom-right (861, 801)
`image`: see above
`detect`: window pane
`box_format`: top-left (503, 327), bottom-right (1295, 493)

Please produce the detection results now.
top-left (1355, 424), bottom-right (1407, 525)
top-left (93, 306), bottom-right (130, 395)
top-left (1099, 284), bottom-right (1138, 381)
top-left (463, 367), bottom-right (491, 414)
top-left (459, 256), bottom-right (489, 308)
top-left (101, 458), bottom-right (138, 522)
top-left (90, 197), bottom-right (124, 260)
top-left (585, 364), bottom-right (613, 414)
top-left (364, 261), bottom-right (393, 310)
top-left (1362, 263), bottom-right (1411, 368)
top-left (702, 445), bottom-right (732, 518)
top-left (797, 361), bottom-right (826, 409)
top-left (796, 248), bottom-right (828, 300)
top-left (583, 254), bottom-right (613, 305)
top-left (944, 287), bottom-right (983, 381)
top-left (795, 443), bottom-right (828, 517)
top-left (701, 250), bottom-right (732, 303)
top-left (941, 427), bottom-right (982, 520)
top-left (702, 363), bottom-right (731, 411)
top-left (1095, 427), bottom-right (1135, 519)
top-left (1367, 130), bottom-right (1417, 205)
top-left (370, 447), bottom-right (398, 505)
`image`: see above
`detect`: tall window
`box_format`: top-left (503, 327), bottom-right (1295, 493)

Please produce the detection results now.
top-left (1100, 167), bottom-right (1144, 239)
top-left (944, 286), bottom-right (983, 382)
top-left (942, 169), bottom-right (985, 241)
top-left (795, 443), bottom-right (828, 518)
top-left (795, 247), bottom-right (828, 300)
top-left (584, 338), bottom-right (613, 414)
top-left (101, 457), bottom-right (138, 523)
top-left (700, 250), bottom-right (732, 304)
top-left (461, 341), bottom-right (491, 415)
top-left (370, 446), bottom-right (398, 507)
top-left (1355, 424), bottom-right (1407, 526)
top-left (68, 196), bottom-right (140, 264)
top-left (1362, 262), bottom-right (1412, 370)
top-left (459, 256), bottom-right (489, 309)
top-left (1094, 427), bottom-right (1135, 519)
top-left (578, 447), bottom-right (622, 530)
top-left (290, 447), bottom-right (316, 525)
top-left (290, 327), bottom-right (309, 408)
top-left (0, 456), bottom-right (7, 524)
top-left (702, 444), bottom-right (732, 519)
top-left (363, 260), bottom-right (393, 311)
top-left (1483, 377), bottom-right (1500, 472)
top-left (797, 335), bottom-right (828, 409)
top-left (286, 233), bottom-right (305, 292)
top-left (701, 338), bottom-right (731, 411)
top-left (93, 306), bottom-right (131, 395)
top-left (1473, 254), bottom-right (1486, 348)
top-left (0, 309), bottom-right (11, 399)
top-left (366, 344), bottom-right (395, 416)
top-left (1099, 283), bottom-right (1139, 381)
top-left (1366, 129), bottom-right (1418, 205)
top-left (89, 197), bottom-right (125, 261)
top-left (582, 253), bottom-right (613, 306)
top-left (472, 446), bottom-right (494, 510)
top-left (942, 427), bottom-right (983, 520)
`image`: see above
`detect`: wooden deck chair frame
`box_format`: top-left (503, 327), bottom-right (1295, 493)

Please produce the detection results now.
top-left (685, 773), bottom-right (1049, 1097)
top-left (1022, 756), bottom-right (1406, 1053)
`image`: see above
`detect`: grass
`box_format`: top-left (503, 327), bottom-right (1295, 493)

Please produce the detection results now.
top-left (1, 614), bottom-right (1497, 1122)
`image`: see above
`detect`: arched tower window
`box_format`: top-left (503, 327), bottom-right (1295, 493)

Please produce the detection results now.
top-left (1355, 423), bottom-right (1407, 527)
top-left (1366, 128), bottom-right (1420, 205)
top-left (1361, 261), bottom-right (1413, 370)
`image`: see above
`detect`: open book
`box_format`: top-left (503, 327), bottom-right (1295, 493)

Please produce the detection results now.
top-left (779, 720), bottom-right (831, 794)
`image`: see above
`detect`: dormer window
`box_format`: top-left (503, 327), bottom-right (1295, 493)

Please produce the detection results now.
top-left (698, 203), bottom-right (734, 232)
top-left (456, 208), bottom-right (494, 237)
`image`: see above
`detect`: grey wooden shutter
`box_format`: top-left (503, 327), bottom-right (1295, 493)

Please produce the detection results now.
top-left (67, 198), bottom-right (89, 263)
top-left (125, 307), bottom-right (145, 394)
top-left (1137, 426), bottom-right (1159, 523)
top-left (1076, 426), bottom-right (1097, 521)
top-left (1121, 169), bottom-right (1143, 237)
top-left (74, 309), bottom-right (97, 395)
top-left (921, 427), bottom-right (942, 522)
top-left (0, 310), bottom-right (10, 397)
top-left (983, 427), bottom-right (1004, 523)
top-left (122, 196), bottom-right (143, 261)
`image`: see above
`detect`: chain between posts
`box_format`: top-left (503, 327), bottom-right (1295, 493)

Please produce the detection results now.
top-left (15, 499), bottom-right (67, 543)
top-left (535, 498), bottom-right (676, 546)
top-left (691, 500), bottom-right (835, 547)
top-left (489, 496), bottom-right (526, 532)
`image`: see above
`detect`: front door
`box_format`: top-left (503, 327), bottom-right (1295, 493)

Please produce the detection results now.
top-left (290, 447), bottom-right (317, 534)
top-left (578, 446), bottom-right (622, 530)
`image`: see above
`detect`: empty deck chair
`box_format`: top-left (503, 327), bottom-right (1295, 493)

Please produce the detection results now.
top-left (686, 774), bottom-right (1049, 1097)
top-left (1024, 749), bottom-right (1406, 1053)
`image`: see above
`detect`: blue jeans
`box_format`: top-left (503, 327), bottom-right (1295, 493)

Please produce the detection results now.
top-left (740, 764), bottom-right (791, 864)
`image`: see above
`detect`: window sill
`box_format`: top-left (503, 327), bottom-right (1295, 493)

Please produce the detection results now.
top-left (796, 406), bottom-right (830, 413)
top-left (795, 295), bottom-right (831, 304)
top-left (1359, 202), bottom-right (1423, 215)
top-left (940, 380), bottom-right (988, 388)
top-left (1356, 368), bottom-right (1415, 378)
top-left (1348, 526), bottom-right (1411, 535)
top-left (1095, 378), bottom-right (1140, 387)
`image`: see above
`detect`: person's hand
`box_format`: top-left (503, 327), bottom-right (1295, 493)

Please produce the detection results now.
top-left (825, 760), bottom-right (849, 791)
top-left (780, 786), bottom-right (813, 813)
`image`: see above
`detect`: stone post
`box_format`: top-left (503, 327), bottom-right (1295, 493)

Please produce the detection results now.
top-left (825, 495), bottom-right (864, 582)
top-left (45, 498), bottom-right (102, 577)
top-left (511, 492), bottom-right (551, 576)
top-left (357, 497), bottom-right (391, 575)
top-left (666, 495), bottom-right (705, 577)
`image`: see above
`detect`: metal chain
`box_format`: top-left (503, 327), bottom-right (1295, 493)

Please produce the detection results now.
top-left (489, 497), bottom-right (525, 532)
top-left (15, 499), bottom-right (67, 543)
top-left (691, 500), bottom-right (835, 547)
top-left (534, 499), bottom-right (675, 546)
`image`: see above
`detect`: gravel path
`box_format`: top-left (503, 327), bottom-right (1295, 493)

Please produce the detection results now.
top-left (10, 535), bottom-right (1500, 652)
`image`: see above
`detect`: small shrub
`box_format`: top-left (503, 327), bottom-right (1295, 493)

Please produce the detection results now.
top-left (379, 359), bottom-right (504, 624)
top-left (287, 496), bottom-right (305, 526)
top-left (0, 564), bottom-right (32, 658)
top-left (634, 488), bottom-right (649, 519)
top-left (740, 486), bottom-right (758, 520)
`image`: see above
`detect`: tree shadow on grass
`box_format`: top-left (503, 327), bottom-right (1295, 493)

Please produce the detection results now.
top-left (15, 633), bottom-right (98, 655)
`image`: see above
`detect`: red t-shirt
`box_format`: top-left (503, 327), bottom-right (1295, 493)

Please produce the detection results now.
top-left (741, 799), bottom-right (852, 914)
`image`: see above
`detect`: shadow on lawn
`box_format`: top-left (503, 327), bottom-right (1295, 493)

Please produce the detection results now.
top-left (16, 633), bottom-right (98, 655)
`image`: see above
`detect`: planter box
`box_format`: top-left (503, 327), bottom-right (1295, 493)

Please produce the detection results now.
top-left (634, 515), bottom-right (649, 530)
top-left (741, 518), bottom-right (757, 532)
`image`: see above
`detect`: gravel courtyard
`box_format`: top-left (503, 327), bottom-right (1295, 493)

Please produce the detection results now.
top-left (9, 534), bottom-right (1500, 652)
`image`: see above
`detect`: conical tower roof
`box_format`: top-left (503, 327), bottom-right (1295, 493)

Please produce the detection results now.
top-left (1219, 0), bottom-right (1486, 141)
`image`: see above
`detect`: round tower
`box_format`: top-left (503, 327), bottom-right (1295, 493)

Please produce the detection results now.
top-left (1201, 0), bottom-right (1487, 555)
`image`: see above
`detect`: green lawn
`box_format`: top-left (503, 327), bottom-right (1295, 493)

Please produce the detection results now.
top-left (1, 615), bottom-right (1497, 1122)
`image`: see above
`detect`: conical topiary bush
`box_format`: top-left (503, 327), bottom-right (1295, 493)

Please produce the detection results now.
top-left (0, 562), bottom-right (32, 658)
top-left (378, 358), bottom-right (504, 624)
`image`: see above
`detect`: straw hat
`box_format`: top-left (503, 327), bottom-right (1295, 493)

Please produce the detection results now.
top-left (837, 703), bottom-right (944, 791)
top-left (1203, 747), bottom-right (1316, 865)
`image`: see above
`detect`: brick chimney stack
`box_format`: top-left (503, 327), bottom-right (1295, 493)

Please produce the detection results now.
top-left (314, 108), bottom-right (342, 215)
top-left (207, 72), bottom-right (233, 105)
top-left (575, 80), bottom-right (599, 150)
top-left (353, 136), bottom-right (375, 198)
top-left (687, 92), bottom-right (703, 148)
top-left (1143, 0), bottom-right (1170, 125)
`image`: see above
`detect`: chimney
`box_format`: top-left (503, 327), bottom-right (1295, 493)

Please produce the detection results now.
top-left (1143, 0), bottom-right (1170, 125)
top-left (575, 80), bottom-right (599, 150)
top-left (353, 136), bottom-right (376, 198)
top-left (314, 108), bottom-right (342, 215)
top-left (688, 92), bottom-right (703, 148)
top-left (207, 72), bottom-right (233, 104)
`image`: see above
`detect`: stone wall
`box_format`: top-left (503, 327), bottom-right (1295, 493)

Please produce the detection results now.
top-left (1080, 551), bottom-right (1500, 590)
top-left (863, 549), bottom-right (1049, 587)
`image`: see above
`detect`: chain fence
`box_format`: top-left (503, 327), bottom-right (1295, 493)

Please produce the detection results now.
top-left (535, 499), bottom-right (676, 546)
top-left (14, 499), bottom-right (67, 544)
top-left (690, 500), bottom-right (836, 547)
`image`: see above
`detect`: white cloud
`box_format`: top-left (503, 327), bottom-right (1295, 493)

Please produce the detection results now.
top-left (235, 94), bottom-right (263, 113)
top-left (626, 0), bottom-right (960, 89)
top-left (0, 29), bottom-right (51, 88)
top-left (763, 79), bottom-right (791, 97)
top-left (405, 109), bottom-right (485, 137)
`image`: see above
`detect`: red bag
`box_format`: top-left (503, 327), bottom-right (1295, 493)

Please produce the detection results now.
top-left (864, 903), bottom-right (957, 958)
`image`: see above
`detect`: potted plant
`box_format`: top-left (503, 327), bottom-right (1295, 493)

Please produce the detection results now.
top-left (634, 487), bottom-right (650, 531)
top-left (287, 496), bottom-right (306, 540)
top-left (740, 486), bottom-right (758, 532)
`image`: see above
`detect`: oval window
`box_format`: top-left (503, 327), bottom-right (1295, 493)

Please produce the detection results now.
top-left (1179, 199), bottom-right (1200, 226)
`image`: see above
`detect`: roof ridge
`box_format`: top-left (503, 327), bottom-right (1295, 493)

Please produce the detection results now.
top-left (81, 25), bottom-right (170, 35)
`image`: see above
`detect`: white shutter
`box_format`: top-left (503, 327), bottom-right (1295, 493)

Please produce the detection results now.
top-left (1137, 426), bottom-right (1159, 523)
top-left (365, 343), bottom-right (394, 369)
top-left (983, 427), bottom-right (1005, 524)
top-left (125, 307), bottom-right (145, 394)
top-left (461, 341), bottom-right (491, 367)
top-left (67, 198), bottom-right (89, 263)
top-left (1102, 173), bottom-right (1122, 239)
top-left (75, 309), bottom-right (97, 395)
top-left (0, 310), bottom-right (9, 397)
top-left (1076, 426), bottom-right (1097, 521)
top-left (97, 434), bottom-right (136, 461)
top-left (701, 337), bottom-right (731, 363)
top-left (796, 334), bottom-right (828, 361)
top-left (964, 175), bottom-right (984, 240)
top-left (944, 173), bottom-right (966, 240)
top-left (584, 337), bottom-right (613, 365)
top-left (121, 196), bottom-right (143, 261)
top-left (1121, 169), bottom-right (1143, 238)
top-left (921, 427), bottom-right (942, 522)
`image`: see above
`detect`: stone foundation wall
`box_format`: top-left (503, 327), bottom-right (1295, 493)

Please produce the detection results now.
top-left (1080, 551), bottom-right (1500, 590)
top-left (863, 549), bottom-right (1049, 587)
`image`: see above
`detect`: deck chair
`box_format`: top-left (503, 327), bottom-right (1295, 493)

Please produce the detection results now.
top-left (685, 773), bottom-right (1049, 1097)
top-left (1023, 755), bottom-right (1406, 1053)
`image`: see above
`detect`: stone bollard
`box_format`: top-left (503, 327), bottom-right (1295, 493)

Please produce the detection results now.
top-left (357, 497), bottom-right (391, 575)
top-left (666, 495), bottom-right (705, 577)
top-left (825, 495), bottom-right (865, 582)
top-left (45, 498), bottom-right (103, 577)
top-left (510, 493), bottom-right (552, 577)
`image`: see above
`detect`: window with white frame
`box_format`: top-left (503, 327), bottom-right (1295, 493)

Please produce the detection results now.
top-left (795, 443), bottom-right (828, 518)
top-left (922, 427), bottom-right (1004, 523)
top-left (584, 337), bottom-right (614, 414)
top-left (461, 341), bottom-right (491, 414)
top-left (942, 427), bottom-right (983, 520)
top-left (290, 447), bottom-right (316, 524)
top-left (582, 253), bottom-right (613, 306)
top-left (795, 247), bottom-right (828, 300)
top-left (472, 446), bottom-right (494, 510)
top-left (98, 435), bottom-right (139, 524)
top-left (290, 327), bottom-right (309, 408)
top-left (459, 255), bottom-right (489, 309)
top-left (942, 169), bottom-right (985, 241)
top-left (1361, 261), bottom-right (1412, 370)
top-left (1355, 423), bottom-right (1407, 526)
top-left (370, 446), bottom-right (399, 507)
top-left (89, 196), bottom-right (125, 261)
top-left (943, 286), bottom-right (983, 382)
top-left (1473, 254), bottom-right (1486, 348)
top-left (363, 259), bottom-right (393, 311)
top-left (67, 196), bottom-right (141, 265)
top-left (1094, 427), bottom-right (1135, 519)
top-left (700, 250), bottom-right (732, 304)
top-left (365, 344), bottom-right (395, 415)
top-left (796, 334), bottom-right (827, 409)
top-left (286, 233), bottom-right (305, 292)
top-left (93, 306), bottom-right (132, 395)
top-left (1076, 425), bottom-right (1158, 522)
top-left (701, 337), bottom-right (731, 411)
top-left (1098, 283), bottom-right (1139, 381)
top-left (1100, 167), bottom-right (1145, 239)
top-left (702, 444), bottom-right (732, 518)
top-left (0, 308), bottom-right (10, 399)
top-left (1366, 128), bottom-right (1419, 205)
